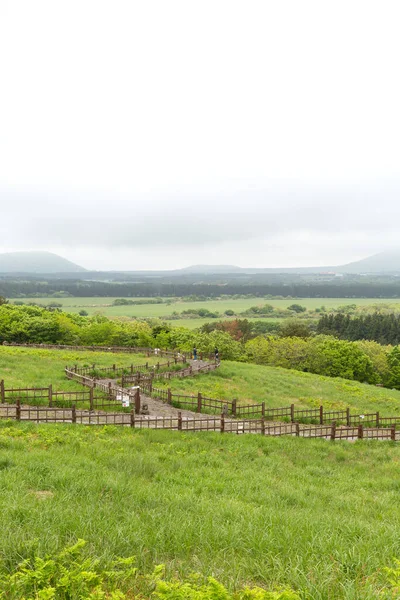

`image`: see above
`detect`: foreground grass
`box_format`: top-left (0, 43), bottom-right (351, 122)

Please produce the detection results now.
top-left (0, 422), bottom-right (399, 598)
top-left (158, 360), bottom-right (400, 416)
top-left (0, 346), bottom-right (160, 391)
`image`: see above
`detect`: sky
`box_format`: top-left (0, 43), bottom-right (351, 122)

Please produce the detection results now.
top-left (0, 0), bottom-right (400, 271)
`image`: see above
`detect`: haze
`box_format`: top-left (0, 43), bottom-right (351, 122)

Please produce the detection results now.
top-left (1, 0), bottom-right (399, 270)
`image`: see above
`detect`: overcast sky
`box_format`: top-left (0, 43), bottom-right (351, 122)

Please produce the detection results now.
top-left (1, 0), bottom-right (399, 270)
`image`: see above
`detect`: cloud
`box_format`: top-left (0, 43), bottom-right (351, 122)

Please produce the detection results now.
top-left (1, 181), bottom-right (400, 255)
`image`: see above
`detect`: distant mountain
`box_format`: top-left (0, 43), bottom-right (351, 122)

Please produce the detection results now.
top-left (0, 251), bottom-right (86, 274)
top-left (339, 250), bottom-right (400, 274)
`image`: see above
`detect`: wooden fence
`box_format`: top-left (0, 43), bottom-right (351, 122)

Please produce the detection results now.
top-left (0, 402), bottom-right (397, 441)
top-left (138, 380), bottom-right (400, 428)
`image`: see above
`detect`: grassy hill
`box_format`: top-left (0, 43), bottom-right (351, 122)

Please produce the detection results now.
top-left (0, 251), bottom-right (86, 273)
top-left (0, 422), bottom-right (399, 598)
top-left (157, 360), bottom-right (400, 416)
top-left (2, 346), bottom-right (400, 416)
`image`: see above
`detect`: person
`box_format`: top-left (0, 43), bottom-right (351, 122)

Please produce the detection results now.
top-left (193, 346), bottom-right (197, 361)
top-left (214, 347), bottom-right (219, 363)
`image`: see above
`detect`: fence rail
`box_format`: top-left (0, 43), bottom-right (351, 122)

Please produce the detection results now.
top-left (0, 403), bottom-right (397, 441)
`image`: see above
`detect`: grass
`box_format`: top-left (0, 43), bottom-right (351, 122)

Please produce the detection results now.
top-left (0, 422), bottom-right (399, 598)
top-left (156, 360), bottom-right (400, 417)
top-left (3, 346), bottom-right (400, 417)
top-left (0, 346), bottom-right (161, 391)
top-left (10, 296), bottom-right (400, 321)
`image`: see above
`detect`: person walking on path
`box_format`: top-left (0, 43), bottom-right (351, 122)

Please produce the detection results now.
top-left (193, 347), bottom-right (198, 360)
top-left (214, 347), bottom-right (220, 364)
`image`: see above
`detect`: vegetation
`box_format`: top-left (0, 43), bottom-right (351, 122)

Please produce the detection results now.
top-left (318, 312), bottom-right (400, 345)
top-left (0, 346), bottom-right (160, 391)
top-left (156, 359), bottom-right (400, 416)
top-left (4, 305), bottom-right (400, 390)
top-left (1, 422), bottom-right (400, 598)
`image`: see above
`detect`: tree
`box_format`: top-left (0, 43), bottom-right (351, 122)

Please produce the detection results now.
top-left (287, 304), bottom-right (307, 313)
top-left (279, 319), bottom-right (311, 339)
top-left (0, 296), bottom-right (8, 305)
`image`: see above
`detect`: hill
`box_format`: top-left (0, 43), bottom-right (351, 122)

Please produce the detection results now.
top-left (0, 421), bottom-right (399, 599)
top-left (0, 251), bottom-right (86, 273)
top-left (339, 249), bottom-right (400, 273)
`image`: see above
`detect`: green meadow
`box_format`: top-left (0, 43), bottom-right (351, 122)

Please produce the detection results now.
top-left (10, 296), bottom-right (400, 324)
top-left (2, 346), bottom-right (400, 418)
top-left (156, 360), bottom-right (400, 417)
top-left (0, 346), bottom-right (160, 391)
top-left (0, 422), bottom-right (400, 598)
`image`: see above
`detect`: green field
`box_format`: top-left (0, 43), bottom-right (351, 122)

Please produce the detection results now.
top-left (0, 422), bottom-right (400, 598)
top-left (10, 296), bottom-right (400, 325)
top-left (2, 346), bottom-right (400, 418)
top-left (157, 360), bottom-right (400, 417)
top-left (0, 346), bottom-right (161, 391)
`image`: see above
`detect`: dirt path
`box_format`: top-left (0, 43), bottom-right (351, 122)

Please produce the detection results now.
top-left (96, 359), bottom-right (215, 419)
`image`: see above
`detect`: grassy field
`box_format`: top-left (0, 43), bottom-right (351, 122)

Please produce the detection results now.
top-left (0, 346), bottom-right (161, 391)
top-left (0, 422), bottom-right (400, 598)
top-left (10, 296), bottom-right (400, 324)
top-left (156, 360), bottom-right (400, 417)
top-left (2, 346), bottom-right (400, 418)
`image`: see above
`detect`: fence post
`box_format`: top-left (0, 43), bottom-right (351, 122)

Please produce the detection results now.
top-left (319, 405), bottom-right (323, 425)
top-left (167, 388), bottom-right (172, 404)
top-left (261, 402), bottom-right (265, 418)
top-left (113, 364), bottom-right (116, 372)
top-left (1, 379), bottom-right (5, 403)
top-left (108, 382), bottom-right (112, 397)
top-left (358, 424), bottom-right (364, 439)
top-left (197, 392), bottom-right (202, 413)
top-left (178, 411), bottom-right (182, 431)
top-left (391, 425), bottom-right (396, 441)
top-left (89, 386), bottom-right (94, 411)
top-left (130, 409), bottom-right (135, 428)
top-left (131, 364), bottom-right (134, 374)
top-left (75, 364), bottom-right (78, 373)
top-left (121, 374), bottom-right (125, 387)
top-left (220, 413), bottom-right (225, 433)
top-left (290, 404), bottom-right (295, 423)
top-left (295, 422), bottom-right (300, 437)
top-left (232, 399), bottom-right (237, 417)
top-left (149, 380), bottom-right (153, 394)
top-left (157, 362), bottom-right (160, 370)
top-left (330, 421), bottom-right (337, 441)
top-left (72, 404), bottom-right (77, 424)
top-left (48, 384), bottom-right (53, 407)
top-left (346, 407), bottom-right (350, 426)
top-left (92, 377), bottom-right (96, 389)
top-left (261, 418), bottom-right (266, 435)
top-left (135, 388), bottom-right (141, 414)
top-left (16, 397), bottom-right (21, 421)
top-left (376, 412), bottom-right (380, 427)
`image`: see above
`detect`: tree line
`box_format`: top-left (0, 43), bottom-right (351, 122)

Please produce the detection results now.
top-left (4, 279), bottom-right (400, 298)
top-left (317, 313), bottom-right (400, 345)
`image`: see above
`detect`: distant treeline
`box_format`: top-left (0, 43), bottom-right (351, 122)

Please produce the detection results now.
top-left (317, 313), bottom-right (400, 345)
top-left (3, 279), bottom-right (400, 298)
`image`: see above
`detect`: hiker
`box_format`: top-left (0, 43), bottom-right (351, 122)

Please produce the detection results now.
top-left (193, 346), bottom-right (197, 361)
top-left (214, 347), bottom-right (219, 363)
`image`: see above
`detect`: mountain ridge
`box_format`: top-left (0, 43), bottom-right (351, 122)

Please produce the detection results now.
top-left (0, 251), bottom-right (86, 274)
